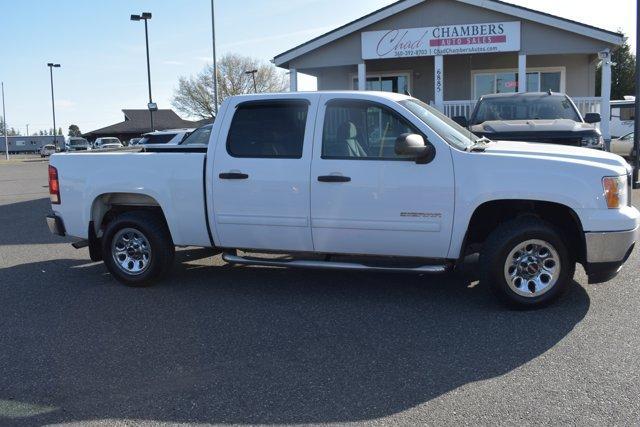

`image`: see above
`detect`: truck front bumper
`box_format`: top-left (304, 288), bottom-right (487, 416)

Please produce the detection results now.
top-left (46, 214), bottom-right (66, 237)
top-left (584, 226), bottom-right (638, 283)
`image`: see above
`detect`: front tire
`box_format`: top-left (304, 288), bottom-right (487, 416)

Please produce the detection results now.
top-left (101, 211), bottom-right (175, 287)
top-left (480, 217), bottom-right (575, 309)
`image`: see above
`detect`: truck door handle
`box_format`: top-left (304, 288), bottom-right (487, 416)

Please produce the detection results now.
top-left (318, 175), bottom-right (351, 183)
top-left (219, 172), bottom-right (249, 180)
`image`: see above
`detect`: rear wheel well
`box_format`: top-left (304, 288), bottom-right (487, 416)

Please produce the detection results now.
top-left (91, 193), bottom-right (169, 236)
top-left (463, 200), bottom-right (585, 264)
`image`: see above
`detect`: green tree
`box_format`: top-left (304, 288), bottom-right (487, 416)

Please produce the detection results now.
top-left (68, 124), bottom-right (82, 137)
top-left (57, 127), bottom-right (63, 136)
top-left (172, 53), bottom-right (288, 119)
top-left (597, 32), bottom-right (636, 99)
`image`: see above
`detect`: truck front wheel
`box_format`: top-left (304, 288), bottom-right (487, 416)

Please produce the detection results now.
top-left (101, 211), bottom-right (175, 287)
top-left (479, 217), bottom-right (575, 309)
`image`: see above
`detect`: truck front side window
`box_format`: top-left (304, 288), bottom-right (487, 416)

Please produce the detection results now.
top-left (322, 101), bottom-right (417, 160)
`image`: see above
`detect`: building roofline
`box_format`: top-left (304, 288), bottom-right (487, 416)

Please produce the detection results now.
top-left (273, 0), bottom-right (624, 67)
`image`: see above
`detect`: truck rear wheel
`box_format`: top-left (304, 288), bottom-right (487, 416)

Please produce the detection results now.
top-left (101, 211), bottom-right (175, 287)
top-left (479, 217), bottom-right (575, 309)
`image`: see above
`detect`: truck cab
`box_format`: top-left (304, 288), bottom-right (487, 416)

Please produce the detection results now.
top-left (46, 92), bottom-right (639, 308)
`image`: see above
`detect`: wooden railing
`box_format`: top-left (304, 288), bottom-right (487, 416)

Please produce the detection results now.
top-left (433, 97), bottom-right (602, 118)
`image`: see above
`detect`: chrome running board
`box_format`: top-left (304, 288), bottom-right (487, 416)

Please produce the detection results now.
top-left (222, 253), bottom-right (449, 274)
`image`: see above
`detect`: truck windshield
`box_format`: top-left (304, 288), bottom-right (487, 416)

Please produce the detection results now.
top-left (399, 99), bottom-right (476, 151)
top-left (471, 95), bottom-right (581, 125)
top-left (70, 139), bottom-right (88, 146)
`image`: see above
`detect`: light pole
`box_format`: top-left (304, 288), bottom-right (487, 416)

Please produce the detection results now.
top-left (211, 0), bottom-right (219, 116)
top-left (47, 63), bottom-right (61, 151)
top-left (2, 82), bottom-right (7, 160)
top-left (245, 69), bottom-right (258, 93)
top-left (130, 12), bottom-right (156, 132)
top-left (26, 124), bottom-right (29, 136)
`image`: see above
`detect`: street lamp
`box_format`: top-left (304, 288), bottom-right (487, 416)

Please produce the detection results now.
top-left (130, 12), bottom-right (156, 132)
top-left (47, 63), bottom-right (61, 151)
top-left (245, 69), bottom-right (258, 93)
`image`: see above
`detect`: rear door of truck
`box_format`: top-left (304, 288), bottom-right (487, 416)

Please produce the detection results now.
top-left (211, 95), bottom-right (317, 252)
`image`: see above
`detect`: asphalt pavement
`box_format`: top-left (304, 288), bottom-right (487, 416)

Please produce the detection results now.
top-left (1, 157), bottom-right (639, 426)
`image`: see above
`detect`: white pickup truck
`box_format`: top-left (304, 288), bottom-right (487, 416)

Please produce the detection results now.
top-left (46, 92), bottom-right (639, 308)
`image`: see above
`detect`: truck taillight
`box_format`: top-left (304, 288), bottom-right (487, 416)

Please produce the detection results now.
top-left (48, 165), bottom-right (61, 204)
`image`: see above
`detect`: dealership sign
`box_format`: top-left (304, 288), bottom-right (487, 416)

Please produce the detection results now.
top-left (362, 21), bottom-right (521, 59)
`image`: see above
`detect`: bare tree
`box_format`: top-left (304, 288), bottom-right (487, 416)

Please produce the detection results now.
top-left (172, 53), bottom-right (289, 119)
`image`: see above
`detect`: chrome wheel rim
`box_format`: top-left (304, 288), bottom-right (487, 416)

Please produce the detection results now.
top-left (504, 239), bottom-right (560, 298)
top-left (111, 228), bottom-right (152, 276)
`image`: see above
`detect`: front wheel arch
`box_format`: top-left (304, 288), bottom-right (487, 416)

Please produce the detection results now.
top-left (460, 199), bottom-right (585, 264)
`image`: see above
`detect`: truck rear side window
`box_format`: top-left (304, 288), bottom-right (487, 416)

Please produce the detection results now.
top-left (227, 101), bottom-right (308, 158)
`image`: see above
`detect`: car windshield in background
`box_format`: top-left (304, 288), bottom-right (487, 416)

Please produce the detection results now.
top-left (70, 139), bottom-right (88, 146)
top-left (181, 125), bottom-right (212, 145)
top-left (472, 95), bottom-right (581, 125)
top-left (140, 134), bottom-right (177, 145)
top-left (400, 99), bottom-right (476, 151)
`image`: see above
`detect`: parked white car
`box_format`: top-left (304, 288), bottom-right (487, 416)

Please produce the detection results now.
top-left (46, 92), bottom-right (638, 309)
top-left (40, 144), bottom-right (57, 157)
top-left (611, 132), bottom-right (635, 158)
top-left (67, 137), bottom-right (91, 152)
top-left (94, 137), bottom-right (123, 149)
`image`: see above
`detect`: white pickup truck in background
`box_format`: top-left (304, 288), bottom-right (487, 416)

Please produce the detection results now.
top-left (46, 91), bottom-right (639, 308)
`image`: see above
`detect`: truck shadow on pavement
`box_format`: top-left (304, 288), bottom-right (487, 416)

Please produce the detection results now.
top-left (0, 251), bottom-right (590, 425)
top-left (0, 197), bottom-right (72, 246)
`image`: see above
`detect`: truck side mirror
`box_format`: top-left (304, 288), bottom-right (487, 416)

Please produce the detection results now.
top-left (453, 116), bottom-right (469, 127)
top-left (584, 113), bottom-right (601, 124)
top-left (395, 133), bottom-right (433, 163)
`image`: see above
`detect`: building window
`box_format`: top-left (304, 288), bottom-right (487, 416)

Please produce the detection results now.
top-left (352, 73), bottom-right (410, 94)
top-left (473, 69), bottom-right (564, 99)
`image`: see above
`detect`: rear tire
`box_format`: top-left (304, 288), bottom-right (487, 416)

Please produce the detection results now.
top-left (101, 211), bottom-right (175, 287)
top-left (479, 217), bottom-right (575, 309)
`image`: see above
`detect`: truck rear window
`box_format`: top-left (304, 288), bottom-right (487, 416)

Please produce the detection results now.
top-left (141, 134), bottom-right (177, 145)
top-left (227, 101), bottom-right (308, 158)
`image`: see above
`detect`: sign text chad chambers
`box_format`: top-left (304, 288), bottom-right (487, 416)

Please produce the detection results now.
top-left (362, 21), bottom-right (521, 59)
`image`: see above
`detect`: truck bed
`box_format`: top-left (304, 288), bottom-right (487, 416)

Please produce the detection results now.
top-left (50, 150), bottom-right (211, 247)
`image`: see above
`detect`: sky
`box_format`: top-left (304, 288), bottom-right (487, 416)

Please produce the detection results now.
top-left (0, 0), bottom-right (636, 136)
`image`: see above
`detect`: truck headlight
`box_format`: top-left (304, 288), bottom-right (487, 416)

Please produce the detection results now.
top-left (602, 175), bottom-right (628, 208)
top-left (582, 134), bottom-right (604, 148)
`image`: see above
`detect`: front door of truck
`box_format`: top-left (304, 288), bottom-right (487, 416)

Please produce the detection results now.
top-left (310, 96), bottom-right (455, 258)
top-left (212, 97), bottom-right (316, 252)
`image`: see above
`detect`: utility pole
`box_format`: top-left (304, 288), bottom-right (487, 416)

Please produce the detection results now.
top-left (211, 0), bottom-right (219, 116)
top-left (2, 82), bottom-right (8, 160)
top-left (634, 0), bottom-right (640, 188)
top-left (26, 124), bottom-right (29, 136)
top-left (245, 69), bottom-right (258, 93)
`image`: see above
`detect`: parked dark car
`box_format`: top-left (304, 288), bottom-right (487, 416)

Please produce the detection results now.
top-left (454, 92), bottom-right (604, 150)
